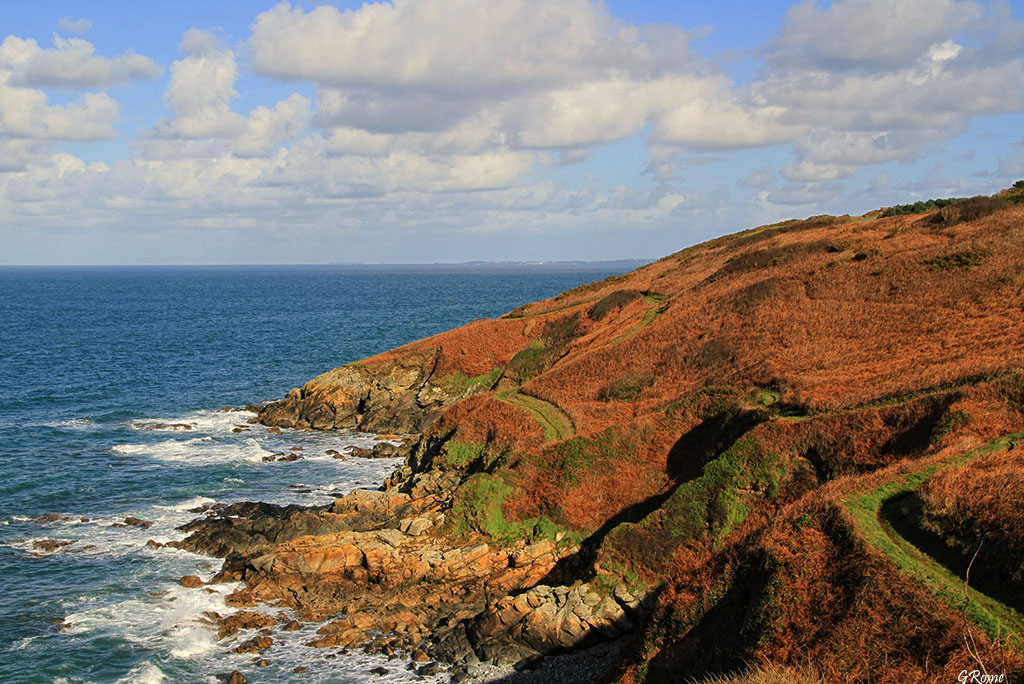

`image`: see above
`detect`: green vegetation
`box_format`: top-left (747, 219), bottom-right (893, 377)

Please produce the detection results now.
top-left (601, 432), bottom-right (787, 586)
top-left (503, 339), bottom-right (549, 383)
top-left (845, 433), bottom-right (1024, 646)
top-left (544, 427), bottom-right (637, 485)
top-left (931, 409), bottom-right (969, 444)
top-left (880, 197), bottom-right (963, 217)
top-left (495, 390), bottom-right (573, 442)
top-left (599, 372), bottom-right (655, 402)
top-left (433, 440), bottom-right (487, 470)
top-left (449, 472), bottom-right (582, 546)
top-left (934, 195), bottom-right (1008, 225)
top-left (607, 294), bottom-right (668, 346)
top-left (923, 249), bottom-right (988, 271)
top-left (439, 366), bottom-right (504, 395)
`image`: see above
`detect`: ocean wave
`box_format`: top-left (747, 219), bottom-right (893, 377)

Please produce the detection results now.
top-left (111, 435), bottom-right (275, 465)
top-left (129, 409), bottom-right (256, 434)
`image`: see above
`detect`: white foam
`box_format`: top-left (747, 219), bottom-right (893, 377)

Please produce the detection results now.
top-left (112, 436), bottom-right (275, 464)
top-left (130, 409), bottom-right (256, 434)
top-left (65, 578), bottom-right (241, 660)
top-left (115, 662), bottom-right (166, 684)
top-left (42, 417), bottom-right (100, 431)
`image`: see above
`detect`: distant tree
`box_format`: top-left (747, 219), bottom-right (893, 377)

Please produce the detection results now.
top-left (1014, 180), bottom-right (1024, 190)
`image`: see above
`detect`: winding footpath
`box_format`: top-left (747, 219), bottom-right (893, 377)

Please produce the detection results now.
top-left (844, 432), bottom-right (1024, 646)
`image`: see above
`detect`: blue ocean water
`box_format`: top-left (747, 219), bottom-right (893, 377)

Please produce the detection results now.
top-left (0, 265), bottom-right (623, 684)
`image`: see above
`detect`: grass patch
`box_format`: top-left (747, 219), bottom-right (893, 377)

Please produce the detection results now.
top-left (543, 427), bottom-right (637, 485)
top-left (599, 372), bottom-right (655, 402)
top-left (449, 472), bottom-right (582, 546)
top-left (495, 390), bottom-right (573, 442)
top-left (845, 433), bottom-right (1024, 646)
top-left (439, 366), bottom-right (504, 395)
top-left (607, 294), bottom-right (669, 346)
top-left (924, 250), bottom-right (988, 271)
top-left (433, 440), bottom-right (487, 470)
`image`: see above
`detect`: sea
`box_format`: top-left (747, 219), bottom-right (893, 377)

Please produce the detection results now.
top-left (0, 264), bottom-right (628, 684)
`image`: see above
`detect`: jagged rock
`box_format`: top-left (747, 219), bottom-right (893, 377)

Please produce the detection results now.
top-left (218, 672), bottom-right (246, 684)
top-left (179, 575), bottom-right (204, 588)
top-left (32, 539), bottom-right (69, 552)
top-left (123, 517), bottom-right (153, 528)
top-left (217, 611), bottom-right (276, 640)
top-left (234, 635), bottom-right (273, 653)
top-left (469, 582), bottom-right (635, 662)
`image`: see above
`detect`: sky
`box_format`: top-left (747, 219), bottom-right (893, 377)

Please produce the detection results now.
top-left (1, 0), bottom-right (1023, 265)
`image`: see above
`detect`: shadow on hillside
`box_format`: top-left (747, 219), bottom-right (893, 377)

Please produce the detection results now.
top-left (536, 408), bottom-right (768, 586)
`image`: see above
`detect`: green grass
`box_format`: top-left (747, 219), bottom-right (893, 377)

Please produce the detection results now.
top-left (449, 472), bottom-right (583, 547)
top-left (924, 250), bottom-right (988, 271)
top-left (845, 433), bottom-right (1024, 646)
top-left (433, 440), bottom-right (486, 470)
top-left (495, 390), bottom-right (573, 442)
top-left (608, 294), bottom-right (669, 346)
top-left (439, 366), bottom-right (504, 395)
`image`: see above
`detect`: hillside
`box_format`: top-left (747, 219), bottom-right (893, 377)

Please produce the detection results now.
top-left (182, 188), bottom-right (1024, 683)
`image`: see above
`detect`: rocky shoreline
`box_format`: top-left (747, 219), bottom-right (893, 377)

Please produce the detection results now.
top-left (170, 422), bottom-right (640, 682)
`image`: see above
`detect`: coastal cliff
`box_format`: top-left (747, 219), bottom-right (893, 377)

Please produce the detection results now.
top-left (181, 188), bottom-right (1024, 683)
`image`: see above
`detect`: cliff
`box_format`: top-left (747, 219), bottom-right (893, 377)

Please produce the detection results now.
top-left (184, 188), bottom-right (1024, 683)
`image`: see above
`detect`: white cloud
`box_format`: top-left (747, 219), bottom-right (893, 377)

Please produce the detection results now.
top-left (250, 0), bottom-right (692, 93)
top-left (773, 0), bottom-right (982, 71)
top-left (58, 17), bottom-right (93, 35)
top-left (742, 166), bottom-right (775, 188)
top-left (4, 35), bottom-right (159, 88)
top-left (151, 30), bottom-right (245, 139)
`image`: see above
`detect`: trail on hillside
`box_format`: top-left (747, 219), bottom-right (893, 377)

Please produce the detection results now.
top-left (845, 434), bottom-right (1024, 646)
top-left (495, 390), bottom-right (574, 442)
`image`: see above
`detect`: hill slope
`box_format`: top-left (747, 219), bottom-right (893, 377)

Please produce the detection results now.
top-left (186, 189), bottom-right (1024, 682)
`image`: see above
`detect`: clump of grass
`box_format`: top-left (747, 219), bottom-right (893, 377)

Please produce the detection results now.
top-left (930, 409), bottom-right (969, 444)
top-left (440, 366), bottom-right (503, 395)
top-left (923, 250), bottom-right (988, 271)
top-left (433, 440), bottom-right (486, 470)
top-left (449, 472), bottom-right (580, 546)
top-left (599, 372), bottom-right (655, 402)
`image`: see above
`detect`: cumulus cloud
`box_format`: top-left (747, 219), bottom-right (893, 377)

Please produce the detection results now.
top-left (772, 0), bottom-right (982, 71)
top-left (759, 0), bottom-right (1024, 180)
top-left (58, 17), bottom-right (92, 35)
top-left (246, 0), bottom-right (800, 156)
top-left (742, 166), bottom-right (775, 188)
top-left (4, 35), bottom-right (159, 88)
top-left (151, 30), bottom-right (245, 139)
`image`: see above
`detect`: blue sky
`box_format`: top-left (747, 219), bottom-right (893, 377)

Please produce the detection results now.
top-left (1, 0), bottom-right (1022, 264)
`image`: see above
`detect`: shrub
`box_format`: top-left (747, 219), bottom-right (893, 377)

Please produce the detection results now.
top-left (934, 195), bottom-right (1008, 225)
top-left (1014, 180), bottom-right (1024, 190)
top-left (923, 250), bottom-right (988, 271)
top-left (880, 197), bottom-right (962, 217)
